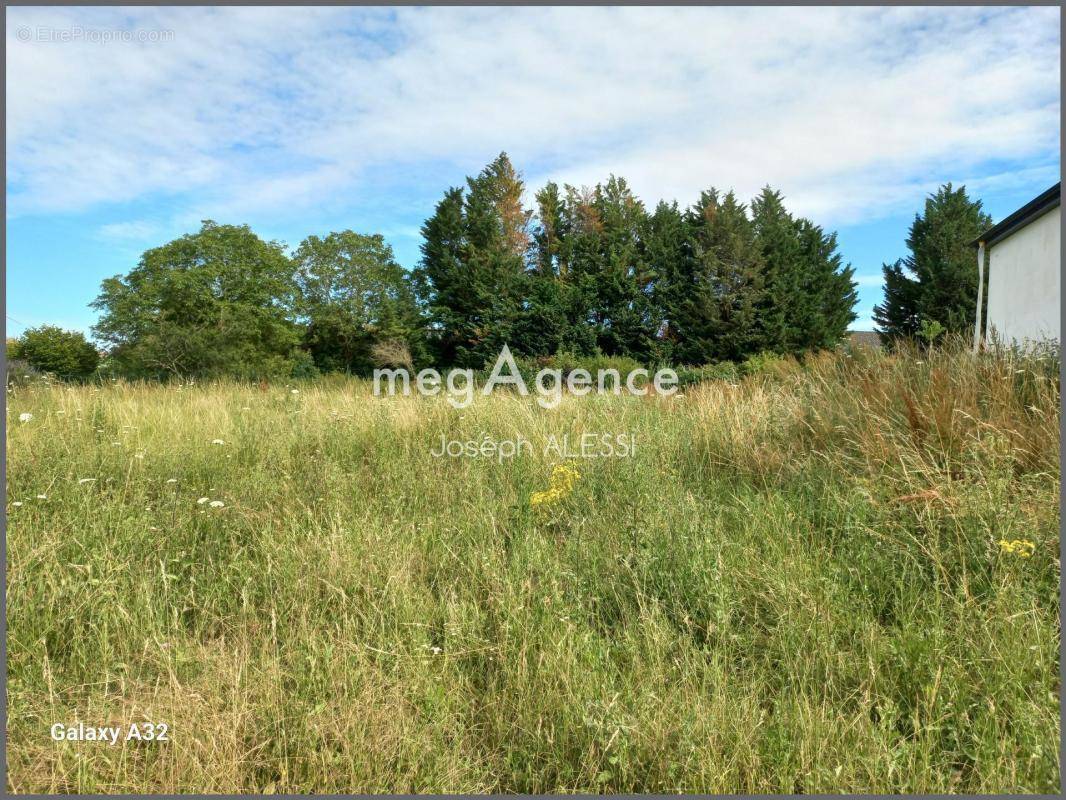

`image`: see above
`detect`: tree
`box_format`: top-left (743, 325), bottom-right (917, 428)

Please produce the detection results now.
top-left (751, 187), bottom-right (857, 353)
top-left (518, 182), bottom-right (596, 356)
top-left (417, 153), bottom-right (531, 367)
top-left (671, 190), bottom-right (765, 364)
top-left (416, 186), bottom-right (467, 365)
top-left (589, 176), bottom-right (659, 359)
top-left (873, 183), bottom-right (991, 342)
top-left (92, 221), bottom-right (300, 379)
top-left (643, 200), bottom-right (689, 362)
top-left (11, 325), bottom-right (99, 380)
top-left (293, 231), bottom-right (425, 375)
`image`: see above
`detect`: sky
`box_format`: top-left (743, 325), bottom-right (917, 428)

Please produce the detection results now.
top-left (5, 5), bottom-right (1061, 336)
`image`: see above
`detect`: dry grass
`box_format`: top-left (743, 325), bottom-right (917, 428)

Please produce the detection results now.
top-left (5, 342), bottom-right (1060, 792)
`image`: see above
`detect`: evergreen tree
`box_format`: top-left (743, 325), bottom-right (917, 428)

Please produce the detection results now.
top-left (673, 190), bottom-right (765, 364)
top-left (642, 200), bottom-right (689, 362)
top-left (751, 188), bottom-right (801, 350)
top-left (873, 183), bottom-right (991, 342)
top-left (532, 182), bottom-right (566, 276)
top-left (521, 182), bottom-right (595, 355)
top-left (752, 187), bottom-right (857, 353)
top-left (417, 153), bottom-right (531, 367)
top-left (416, 187), bottom-right (467, 365)
top-left (874, 261), bottom-right (923, 340)
top-left (792, 218), bottom-right (857, 350)
top-left (590, 176), bottom-right (657, 358)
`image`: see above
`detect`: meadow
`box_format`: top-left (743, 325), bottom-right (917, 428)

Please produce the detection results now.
top-left (5, 343), bottom-right (1061, 793)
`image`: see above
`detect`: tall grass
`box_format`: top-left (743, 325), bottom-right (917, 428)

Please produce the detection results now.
top-left (5, 343), bottom-right (1060, 792)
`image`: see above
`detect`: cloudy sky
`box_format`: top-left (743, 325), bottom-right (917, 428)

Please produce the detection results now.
top-left (6, 5), bottom-right (1060, 334)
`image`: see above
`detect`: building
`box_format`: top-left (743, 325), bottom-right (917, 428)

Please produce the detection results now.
top-left (973, 183), bottom-right (1060, 350)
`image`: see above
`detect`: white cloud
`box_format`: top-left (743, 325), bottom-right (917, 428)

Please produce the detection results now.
top-left (853, 273), bottom-right (885, 289)
top-left (6, 6), bottom-right (1060, 226)
top-left (97, 219), bottom-right (161, 241)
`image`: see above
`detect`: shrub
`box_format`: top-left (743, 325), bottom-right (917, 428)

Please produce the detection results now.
top-left (12, 325), bottom-right (99, 380)
top-left (673, 362), bottom-right (740, 387)
top-left (289, 349), bottom-right (320, 380)
top-left (5, 358), bottom-right (45, 388)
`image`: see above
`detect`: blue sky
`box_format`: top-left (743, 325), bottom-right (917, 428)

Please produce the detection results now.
top-left (6, 6), bottom-right (1060, 337)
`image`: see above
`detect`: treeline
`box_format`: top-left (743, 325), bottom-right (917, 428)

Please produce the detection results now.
top-left (83, 152), bottom-right (858, 379)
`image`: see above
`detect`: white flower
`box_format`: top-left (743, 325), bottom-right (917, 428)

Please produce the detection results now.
top-left (196, 497), bottom-right (210, 505)
top-left (166, 478), bottom-right (178, 484)
top-left (18, 413), bottom-right (32, 423)
top-left (211, 439), bottom-right (226, 445)
top-left (11, 502), bottom-right (23, 507)
top-left (78, 478), bottom-right (96, 484)
top-left (291, 389), bottom-right (299, 395)
top-left (36, 494), bottom-right (47, 500)
top-left (209, 500), bottom-right (225, 508)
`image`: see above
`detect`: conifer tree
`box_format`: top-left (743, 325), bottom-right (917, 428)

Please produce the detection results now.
top-left (417, 187), bottom-right (468, 365)
top-left (673, 190), bottom-right (765, 363)
top-left (642, 200), bottom-right (689, 361)
top-left (873, 183), bottom-right (991, 342)
top-left (522, 182), bottom-right (595, 355)
top-left (590, 176), bottom-right (657, 358)
top-left (417, 153), bottom-right (531, 367)
top-left (752, 187), bottom-right (857, 353)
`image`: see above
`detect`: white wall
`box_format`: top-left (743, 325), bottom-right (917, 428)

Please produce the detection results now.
top-left (986, 206), bottom-right (1060, 347)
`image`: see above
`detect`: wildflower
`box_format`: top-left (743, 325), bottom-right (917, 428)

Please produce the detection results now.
top-left (196, 497), bottom-right (210, 505)
top-left (530, 464), bottom-right (582, 509)
top-left (209, 500), bottom-right (225, 508)
top-left (166, 478), bottom-right (178, 484)
top-left (999, 539), bottom-right (1036, 558)
top-left (18, 412), bottom-right (32, 423)
top-left (11, 502), bottom-right (22, 507)
top-left (211, 439), bottom-right (225, 446)
top-left (77, 478), bottom-right (95, 484)
top-left (291, 389), bottom-right (299, 395)
top-left (36, 494), bottom-right (47, 500)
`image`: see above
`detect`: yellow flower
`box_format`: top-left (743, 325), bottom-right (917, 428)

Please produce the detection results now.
top-left (530, 464), bottom-right (582, 509)
top-left (999, 539), bottom-right (1036, 558)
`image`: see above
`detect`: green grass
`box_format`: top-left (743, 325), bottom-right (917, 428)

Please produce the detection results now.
top-left (5, 344), bottom-right (1061, 792)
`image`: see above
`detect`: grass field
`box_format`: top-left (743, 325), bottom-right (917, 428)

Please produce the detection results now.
top-left (5, 344), bottom-right (1061, 793)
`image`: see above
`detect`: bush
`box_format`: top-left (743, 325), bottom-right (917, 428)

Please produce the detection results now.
top-left (674, 362), bottom-right (739, 387)
top-left (12, 325), bottom-right (99, 380)
top-left (289, 349), bottom-right (320, 380)
top-left (5, 359), bottom-right (45, 388)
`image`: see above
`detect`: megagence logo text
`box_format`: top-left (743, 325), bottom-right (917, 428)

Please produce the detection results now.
top-left (374, 345), bottom-right (679, 409)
